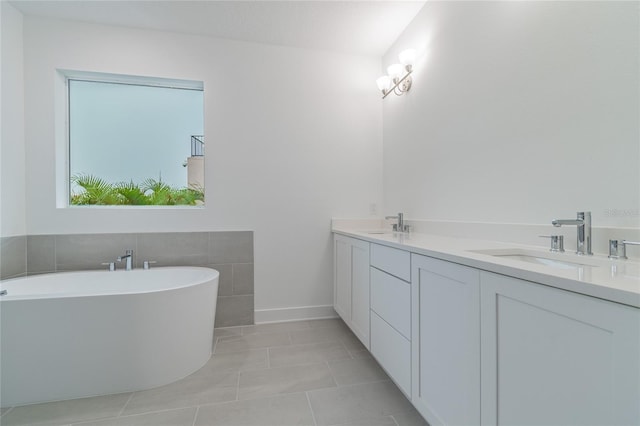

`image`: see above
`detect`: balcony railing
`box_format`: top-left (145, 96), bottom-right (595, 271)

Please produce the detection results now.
top-left (191, 135), bottom-right (204, 157)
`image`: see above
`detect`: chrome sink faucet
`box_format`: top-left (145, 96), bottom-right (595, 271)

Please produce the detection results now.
top-left (385, 212), bottom-right (410, 233)
top-left (117, 249), bottom-right (134, 271)
top-left (552, 211), bottom-right (592, 255)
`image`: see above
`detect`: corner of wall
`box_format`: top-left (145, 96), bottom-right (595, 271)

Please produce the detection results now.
top-left (1, 1), bottom-right (26, 238)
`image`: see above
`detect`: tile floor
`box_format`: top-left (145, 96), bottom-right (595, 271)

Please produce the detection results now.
top-left (0, 318), bottom-right (428, 426)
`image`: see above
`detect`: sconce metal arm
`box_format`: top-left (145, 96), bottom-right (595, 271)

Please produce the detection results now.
top-left (382, 70), bottom-right (413, 99)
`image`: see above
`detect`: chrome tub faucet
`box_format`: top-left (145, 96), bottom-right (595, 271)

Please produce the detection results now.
top-left (552, 211), bottom-right (592, 255)
top-left (117, 249), bottom-right (134, 271)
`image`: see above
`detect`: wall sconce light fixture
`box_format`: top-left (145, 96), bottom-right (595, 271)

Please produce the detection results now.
top-left (376, 48), bottom-right (416, 99)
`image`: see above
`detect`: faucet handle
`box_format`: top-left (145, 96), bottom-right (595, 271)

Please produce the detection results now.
top-left (610, 240), bottom-right (640, 260)
top-left (101, 262), bottom-right (116, 271)
top-left (391, 224), bottom-right (412, 233)
top-left (609, 240), bottom-right (626, 259)
top-left (539, 235), bottom-right (564, 252)
top-left (385, 212), bottom-right (404, 219)
top-left (143, 260), bottom-right (157, 270)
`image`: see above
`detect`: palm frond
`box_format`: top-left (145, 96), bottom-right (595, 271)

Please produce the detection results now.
top-left (70, 174), bottom-right (204, 206)
top-left (70, 174), bottom-right (119, 205)
top-left (115, 181), bottom-right (150, 205)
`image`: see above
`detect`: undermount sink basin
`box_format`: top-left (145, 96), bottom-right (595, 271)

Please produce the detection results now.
top-left (495, 254), bottom-right (596, 270)
top-left (470, 248), bottom-right (601, 270)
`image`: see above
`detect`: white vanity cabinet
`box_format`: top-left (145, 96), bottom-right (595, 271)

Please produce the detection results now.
top-left (411, 254), bottom-right (481, 426)
top-left (333, 230), bottom-right (640, 426)
top-left (480, 271), bottom-right (640, 426)
top-left (333, 234), bottom-right (370, 348)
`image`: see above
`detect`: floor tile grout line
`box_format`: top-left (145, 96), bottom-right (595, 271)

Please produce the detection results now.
top-left (305, 391), bottom-right (318, 426)
top-left (344, 378), bottom-right (393, 388)
top-left (118, 392), bottom-right (135, 417)
top-left (324, 360), bottom-right (339, 387)
top-left (1, 407), bottom-right (13, 418)
top-left (340, 340), bottom-right (354, 359)
top-left (191, 405), bottom-right (200, 426)
top-left (216, 335), bottom-right (353, 357)
top-left (72, 406), bottom-right (197, 425)
top-left (179, 396), bottom-right (254, 413)
top-left (191, 390), bottom-right (326, 419)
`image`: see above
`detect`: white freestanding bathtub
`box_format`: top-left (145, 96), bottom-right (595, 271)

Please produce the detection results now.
top-left (0, 267), bottom-right (219, 407)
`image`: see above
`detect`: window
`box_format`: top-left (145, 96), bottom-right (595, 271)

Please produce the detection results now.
top-left (67, 74), bottom-right (204, 206)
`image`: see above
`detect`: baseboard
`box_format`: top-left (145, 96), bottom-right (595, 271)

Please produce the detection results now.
top-left (254, 305), bottom-right (337, 324)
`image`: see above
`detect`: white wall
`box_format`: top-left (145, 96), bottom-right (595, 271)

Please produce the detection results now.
top-left (382, 1), bottom-right (639, 229)
top-left (22, 17), bottom-right (383, 313)
top-left (1, 2), bottom-right (26, 237)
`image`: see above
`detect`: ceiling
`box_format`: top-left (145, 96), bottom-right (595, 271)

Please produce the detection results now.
top-left (9, 0), bottom-right (426, 56)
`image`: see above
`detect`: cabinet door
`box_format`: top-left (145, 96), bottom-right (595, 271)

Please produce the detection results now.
top-left (333, 235), bottom-right (352, 323)
top-left (480, 271), bottom-right (640, 426)
top-left (350, 238), bottom-right (370, 349)
top-left (411, 254), bottom-right (481, 426)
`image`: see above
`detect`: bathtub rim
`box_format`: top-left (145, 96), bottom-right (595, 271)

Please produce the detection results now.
top-left (0, 266), bottom-right (220, 301)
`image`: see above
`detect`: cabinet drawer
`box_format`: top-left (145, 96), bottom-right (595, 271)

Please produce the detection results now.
top-left (370, 267), bottom-right (411, 339)
top-left (371, 311), bottom-right (411, 397)
top-left (370, 244), bottom-right (410, 281)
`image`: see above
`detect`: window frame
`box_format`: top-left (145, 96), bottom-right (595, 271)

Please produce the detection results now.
top-left (59, 70), bottom-right (205, 208)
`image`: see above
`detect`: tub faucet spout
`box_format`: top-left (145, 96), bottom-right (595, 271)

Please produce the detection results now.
top-left (117, 249), bottom-right (134, 271)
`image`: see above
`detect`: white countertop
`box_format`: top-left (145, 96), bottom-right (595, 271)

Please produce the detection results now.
top-left (333, 227), bottom-right (640, 308)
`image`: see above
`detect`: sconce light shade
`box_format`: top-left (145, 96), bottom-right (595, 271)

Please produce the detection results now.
top-left (376, 76), bottom-right (391, 93)
top-left (399, 49), bottom-right (417, 69)
top-left (387, 64), bottom-right (404, 82)
top-left (376, 47), bottom-right (415, 99)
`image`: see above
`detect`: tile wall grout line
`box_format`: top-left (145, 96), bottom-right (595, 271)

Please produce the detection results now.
top-left (118, 392), bottom-right (135, 417)
top-left (23, 235), bottom-right (27, 276)
top-left (304, 391), bottom-right (318, 426)
top-left (230, 262), bottom-right (235, 297)
top-left (266, 346), bottom-right (271, 369)
top-left (134, 233), bottom-right (139, 270)
top-left (207, 231), bottom-right (212, 269)
top-left (53, 234), bottom-right (58, 273)
top-left (235, 371), bottom-right (241, 401)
